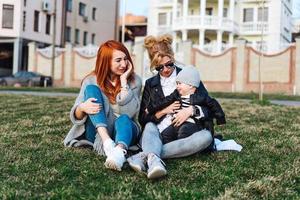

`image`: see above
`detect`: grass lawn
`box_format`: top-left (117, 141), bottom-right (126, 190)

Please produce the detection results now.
top-left (0, 94), bottom-right (299, 199)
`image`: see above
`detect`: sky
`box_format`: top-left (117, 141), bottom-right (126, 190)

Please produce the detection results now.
top-left (120, 0), bottom-right (300, 18)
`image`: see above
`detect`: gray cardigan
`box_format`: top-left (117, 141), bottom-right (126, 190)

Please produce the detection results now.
top-left (63, 74), bottom-right (142, 155)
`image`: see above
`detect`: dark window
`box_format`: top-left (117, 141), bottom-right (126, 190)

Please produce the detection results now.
top-left (2, 4), bottom-right (14, 29)
top-left (45, 14), bottom-right (51, 35)
top-left (24, 0), bottom-right (27, 6)
top-left (65, 26), bottom-right (71, 42)
top-left (23, 11), bottom-right (26, 31)
top-left (75, 29), bottom-right (80, 44)
top-left (91, 33), bottom-right (95, 44)
top-left (34, 10), bottom-right (40, 32)
top-left (67, 0), bottom-right (72, 12)
top-left (92, 7), bottom-right (96, 20)
top-left (243, 8), bottom-right (253, 22)
top-left (79, 2), bottom-right (86, 16)
top-left (206, 8), bottom-right (213, 15)
top-left (223, 8), bottom-right (228, 18)
top-left (83, 31), bottom-right (88, 45)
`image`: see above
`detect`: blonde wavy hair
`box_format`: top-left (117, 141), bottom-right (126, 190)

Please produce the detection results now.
top-left (144, 34), bottom-right (175, 71)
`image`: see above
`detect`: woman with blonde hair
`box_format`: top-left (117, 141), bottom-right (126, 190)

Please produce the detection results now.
top-left (127, 34), bottom-right (225, 179)
top-left (64, 40), bottom-right (142, 171)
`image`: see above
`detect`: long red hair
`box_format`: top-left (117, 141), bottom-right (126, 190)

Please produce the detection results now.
top-left (88, 40), bottom-right (135, 104)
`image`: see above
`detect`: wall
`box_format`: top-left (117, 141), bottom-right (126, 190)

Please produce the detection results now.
top-left (28, 39), bottom-right (300, 95)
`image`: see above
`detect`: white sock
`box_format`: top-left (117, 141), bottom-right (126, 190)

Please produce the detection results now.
top-left (103, 139), bottom-right (115, 155)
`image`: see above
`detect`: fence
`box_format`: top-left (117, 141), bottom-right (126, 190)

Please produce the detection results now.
top-left (28, 38), bottom-right (300, 95)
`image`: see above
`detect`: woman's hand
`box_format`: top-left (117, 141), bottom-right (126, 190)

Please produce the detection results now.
top-left (78, 98), bottom-right (102, 115)
top-left (162, 101), bottom-right (181, 115)
top-left (172, 106), bottom-right (193, 127)
top-left (120, 61), bottom-right (133, 86)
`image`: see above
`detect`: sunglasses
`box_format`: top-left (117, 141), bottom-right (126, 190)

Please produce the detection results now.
top-left (155, 62), bottom-right (175, 72)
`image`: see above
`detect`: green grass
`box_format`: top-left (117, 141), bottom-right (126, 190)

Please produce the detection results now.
top-left (0, 94), bottom-right (299, 199)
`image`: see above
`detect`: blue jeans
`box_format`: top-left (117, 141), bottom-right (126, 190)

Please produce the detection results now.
top-left (141, 122), bottom-right (213, 159)
top-left (84, 85), bottom-right (139, 149)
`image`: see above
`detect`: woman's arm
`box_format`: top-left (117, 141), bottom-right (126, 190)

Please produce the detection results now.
top-left (117, 75), bottom-right (142, 118)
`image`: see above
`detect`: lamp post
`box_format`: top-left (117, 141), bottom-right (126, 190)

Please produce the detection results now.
top-left (51, 0), bottom-right (57, 85)
top-left (121, 0), bottom-right (127, 43)
top-left (257, 0), bottom-right (265, 101)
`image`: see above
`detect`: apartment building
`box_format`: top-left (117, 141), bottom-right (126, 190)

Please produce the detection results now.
top-left (148, 0), bottom-right (293, 53)
top-left (0, 0), bottom-right (118, 76)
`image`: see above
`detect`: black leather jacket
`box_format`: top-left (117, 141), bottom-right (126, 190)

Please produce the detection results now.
top-left (147, 88), bottom-right (226, 126)
top-left (138, 67), bottom-right (225, 136)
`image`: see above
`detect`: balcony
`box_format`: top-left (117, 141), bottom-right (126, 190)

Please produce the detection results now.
top-left (173, 16), bottom-right (238, 33)
top-left (155, 0), bottom-right (173, 7)
top-left (240, 22), bottom-right (269, 34)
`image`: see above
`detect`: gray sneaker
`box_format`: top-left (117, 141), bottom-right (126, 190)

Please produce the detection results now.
top-left (147, 153), bottom-right (167, 179)
top-left (127, 152), bottom-right (147, 174)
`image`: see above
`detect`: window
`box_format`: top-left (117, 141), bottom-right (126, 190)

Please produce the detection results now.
top-left (23, 11), bottom-right (26, 31)
top-left (258, 7), bottom-right (268, 22)
top-left (206, 8), bottom-right (213, 16)
top-left (34, 10), bottom-right (40, 32)
top-left (75, 29), bottom-right (80, 44)
top-left (243, 8), bottom-right (253, 22)
top-left (92, 7), bottom-right (96, 20)
top-left (91, 33), bottom-right (95, 44)
top-left (158, 13), bottom-right (167, 25)
top-left (67, 0), bottom-right (72, 12)
top-left (223, 8), bottom-right (228, 18)
top-left (45, 14), bottom-right (51, 35)
top-left (24, 0), bottom-right (27, 6)
top-left (2, 4), bottom-right (14, 29)
top-left (65, 26), bottom-right (71, 42)
top-left (79, 2), bottom-right (86, 16)
top-left (83, 31), bottom-right (88, 45)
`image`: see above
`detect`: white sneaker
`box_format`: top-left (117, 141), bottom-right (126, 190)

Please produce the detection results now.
top-left (127, 152), bottom-right (147, 174)
top-left (104, 146), bottom-right (126, 171)
top-left (147, 153), bottom-right (167, 179)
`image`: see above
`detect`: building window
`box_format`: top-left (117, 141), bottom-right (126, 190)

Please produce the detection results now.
top-left (83, 31), bottom-right (88, 45)
top-left (223, 8), bottom-right (228, 18)
top-left (92, 7), bottom-right (96, 20)
top-left (91, 33), bottom-right (95, 44)
top-left (23, 11), bottom-right (26, 31)
top-left (34, 10), bottom-right (40, 32)
top-left (158, 13), bottom-right (167, 25)
top-left (2, 4), bottom-right (14, 29)
top-left (45, 14), bottom-right (51, 35)
top-left (79, 2), bottom-right (86, 16)
top-left (206, 8), bottom-right (213, 16)
top-left (67, 0), bottom-right (72, 12)
top-left (243, 8), bottom-right (253, 22)
top-left (75, 29), bottom-right (80, 44)
top-left (65, 26), bottom-right (71, 42)
top-left (258, 7), bottom-right (268, 22)
top-left (24, 0), bottom-right (27, 6)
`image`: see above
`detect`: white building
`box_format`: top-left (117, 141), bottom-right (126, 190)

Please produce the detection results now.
top-left (0, 0), bottom-right (118, 76)
top-left (148, 0), bottom-right (293, 53)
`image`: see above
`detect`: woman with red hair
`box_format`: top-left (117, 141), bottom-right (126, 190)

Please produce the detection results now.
top-left (64, 40), bottom-right (142, 171)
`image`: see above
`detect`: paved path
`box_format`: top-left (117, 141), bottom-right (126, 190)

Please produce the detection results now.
top-left (1, 90), bottom-right (300, 107)
top-left (0, 90), bottom-right (77, 97)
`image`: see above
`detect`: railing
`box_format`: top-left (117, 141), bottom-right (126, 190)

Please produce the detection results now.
top-left (157, 25), bottom-right (172, 34)
top-left (173, 15), bottom-right (238, 33)
top-left (240, 22), bottom-right (269, 34)
top-left (155, 0), bottom-right (173, 6)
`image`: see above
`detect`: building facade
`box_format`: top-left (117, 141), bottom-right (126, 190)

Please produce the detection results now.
top-left (148, 0), bottom-right (293, 53)
top-left (0, 0), bottom-right (118, 76)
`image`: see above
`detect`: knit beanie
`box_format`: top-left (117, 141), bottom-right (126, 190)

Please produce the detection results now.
top-left (176, 65), bottom-right (200, 87)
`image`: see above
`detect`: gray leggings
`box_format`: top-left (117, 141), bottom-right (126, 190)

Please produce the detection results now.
top-left (141, 122), bottom-right (213, 159)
